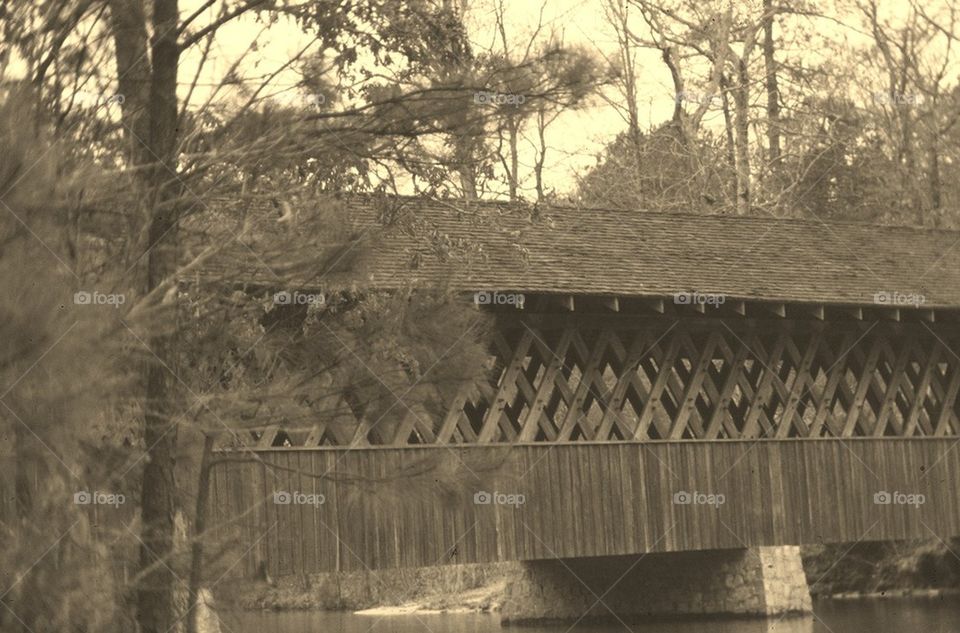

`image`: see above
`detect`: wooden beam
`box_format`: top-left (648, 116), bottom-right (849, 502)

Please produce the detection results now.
top-left (733, 301), bottom-right (747, 316)
top-left (919, 309), bottom-right (935, 323)
top-left (847, 307), bottom-right (863, 320)
top-left (634, 334), bottom-right (682, 439)
top-left (304, 423), bottom-right (325, 447)
top-left (810, 305), bottom-right (825, 320)
top-left (257, 425), bottom-right (279, 447)
top-left (903, 341), bottom-right (941, 436)
top-left (646, 297), bottom-right (666, 313)
top-left (841, 343), bottom-right (883, 436)
top-left (741, 334), bottom-right (788, 438)
top-left (602, 296), bottom-right (620, 312)
top-left (560, 295), bottom-right (575, 311)
top-left (776, 331), bottom-right (822, 438)
top-left (477, 329), bottom-right (535, 442)
top-left (768, 303), bottom-right (787, 318)
top-left (669, 331), bottom-right (720, 439)
top-left (557, 330), bottom-right (612, 441)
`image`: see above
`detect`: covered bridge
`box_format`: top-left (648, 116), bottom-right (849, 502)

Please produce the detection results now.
top-left (205, 196), bottom-right (960, 617)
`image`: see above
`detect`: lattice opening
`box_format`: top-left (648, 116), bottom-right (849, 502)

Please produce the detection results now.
top-left (297, 322), bottom-right (960, 445)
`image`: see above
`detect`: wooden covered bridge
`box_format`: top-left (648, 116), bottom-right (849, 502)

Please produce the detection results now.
top-left (205, 197), bottom-right (960, 594)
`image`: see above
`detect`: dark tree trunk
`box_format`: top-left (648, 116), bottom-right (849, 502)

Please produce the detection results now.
top-left (107, 0), bottom-right (152, 164)
top-left (762, 0), bottom-right (781, 172)
top-left (186, 435), bottom-right (215, 633)
top-left (733, 59), bottom-right (751, 214)
top-left (927, 117), bottom-right (941, 224)
top-left (107, 0), bottom-right (185, 632)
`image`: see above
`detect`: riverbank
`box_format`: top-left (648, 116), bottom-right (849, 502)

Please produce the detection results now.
top-left (216, 562), bottom-right (516, 613)
top-left (216, 539), bottom-right (960, 615)
top-left (801, 539), bottom-right (960, 597)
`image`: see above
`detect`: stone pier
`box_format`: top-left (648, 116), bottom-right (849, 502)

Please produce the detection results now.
top-left (501, 546), bottom-right (812, 625)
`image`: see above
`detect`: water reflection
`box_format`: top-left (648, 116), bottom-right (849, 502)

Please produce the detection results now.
top-left (223, 595), bottom-right (960, 633)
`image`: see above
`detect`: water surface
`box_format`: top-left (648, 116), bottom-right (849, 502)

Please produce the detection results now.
top-left (223, 595), bottom-right (960, 632)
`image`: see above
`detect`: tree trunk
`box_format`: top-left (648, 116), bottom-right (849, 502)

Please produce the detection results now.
top-left (507, 114), bottom-right (519, 200)
top-left (186, 435), bottom-right (215, 633)
top-left (535, 108), bottom-right (547, 201)
top-left (106, 0), bottom-right (152, 164)
top-left (108, 0), bottom-right (186, 632)
top-left (762, 0), bottom-right (781, 173)
top-left (927, 132), bottom-right (940, 223)
top-left (719, 74), bottom-right (736, 169)
top-left (733, 59), bottom-right (751, 214)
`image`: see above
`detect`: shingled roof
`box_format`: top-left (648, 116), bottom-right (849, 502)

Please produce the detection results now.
top-left (205, 195), bottom-right (960, 310)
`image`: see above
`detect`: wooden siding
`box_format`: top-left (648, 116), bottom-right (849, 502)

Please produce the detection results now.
top-left (206, 438), bottom-right (960, 578)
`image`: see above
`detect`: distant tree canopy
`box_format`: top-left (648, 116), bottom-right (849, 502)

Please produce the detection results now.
top-left (576, 123), bottom-right (731, 212)
top-left (579, 0), bottom-right (960, 227)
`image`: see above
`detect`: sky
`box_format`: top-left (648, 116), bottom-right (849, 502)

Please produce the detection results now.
top-left (5, 0), bottom-right (955, 198)
top-left (173, 0), bottom-right (903, 197)
top-left (173, 0), bottom-right (680, 198)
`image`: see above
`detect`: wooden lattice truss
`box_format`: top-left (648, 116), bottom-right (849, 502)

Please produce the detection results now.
top-left (255, 319), bottom-right (960, 446)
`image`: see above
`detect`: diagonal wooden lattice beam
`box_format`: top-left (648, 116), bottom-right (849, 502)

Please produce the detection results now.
top-left (300, 318), bottom-right (960, 446)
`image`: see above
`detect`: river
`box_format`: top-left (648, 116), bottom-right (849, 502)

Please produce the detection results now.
top-left (223, 595), bottom-right (960, 632)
